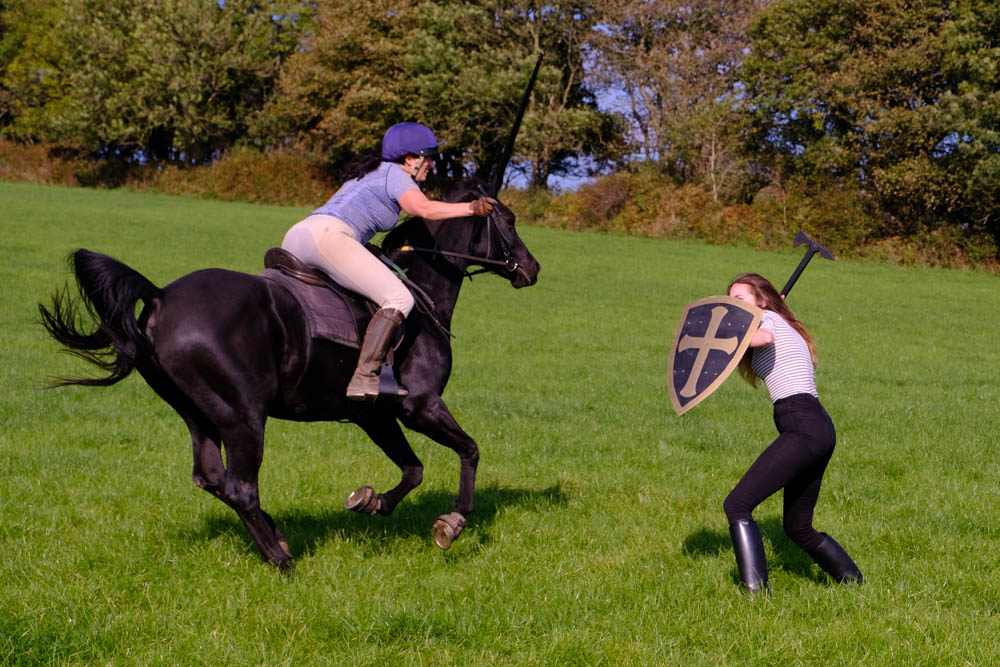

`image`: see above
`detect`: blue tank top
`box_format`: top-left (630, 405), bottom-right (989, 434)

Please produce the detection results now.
top-left (313, 162), bottom-right (419, 243)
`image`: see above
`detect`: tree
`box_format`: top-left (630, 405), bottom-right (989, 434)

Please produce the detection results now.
top-left (743, 0), bottom-right (1000, 240)
top-left (587, 0), bottom-right (767, 201)
top-left (464, 1), bottom-right (626, 188)
top-left (249, 0), bottom-right (420, 166)
top-left (0, 0), bottom-right (70, 138)
top-left (253, 0), bottom-right (625, 188)
top-left (3, 0), bottom-right (306, 163)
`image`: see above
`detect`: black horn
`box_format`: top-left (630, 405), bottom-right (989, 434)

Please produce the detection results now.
top-left (488, 52), bottom-right (543, 198)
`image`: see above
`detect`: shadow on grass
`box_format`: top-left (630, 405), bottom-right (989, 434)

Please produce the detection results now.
top-left (682, 517), bottom-right (825, 584)
top-left (178, 482), bottom-right (569, 563)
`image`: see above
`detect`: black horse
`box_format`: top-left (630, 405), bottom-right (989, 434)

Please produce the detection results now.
top-left (40, 183), bottom-right (540, 570)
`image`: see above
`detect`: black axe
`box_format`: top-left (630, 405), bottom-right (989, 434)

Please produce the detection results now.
top-left (780, 231), bottom-right (834, 297)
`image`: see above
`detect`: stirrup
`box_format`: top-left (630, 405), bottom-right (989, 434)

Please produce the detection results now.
top-left (378, 362), bottom-right (408, 399)
top-left (345, 366), bottom-right (407, 401)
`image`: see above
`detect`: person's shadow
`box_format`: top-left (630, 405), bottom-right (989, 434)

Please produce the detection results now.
top-left (179, 483), bottom-right (569, 562)
top-left (682, 517), bottom-right (826, 584)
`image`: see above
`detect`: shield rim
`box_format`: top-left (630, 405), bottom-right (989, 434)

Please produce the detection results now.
top-left (668, 295), bottom-right (763, 416)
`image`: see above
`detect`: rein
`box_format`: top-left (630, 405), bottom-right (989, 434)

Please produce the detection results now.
top-left (396, 213), bottom-right (521, 279)
top-left (396, 246), bottom-right (517, 277)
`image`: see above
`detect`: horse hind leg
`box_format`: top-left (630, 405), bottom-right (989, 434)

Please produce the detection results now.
top-left (222, 420), bottom-right (295, 569)
top-left (186, 417), bottom-right (225, 495)
top-left (188, 417), bottom-right (293, 570)
top-left (346, 416), bottom-right (423, 518)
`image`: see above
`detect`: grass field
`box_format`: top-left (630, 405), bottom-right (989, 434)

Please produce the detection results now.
top-left (2, 180), bottom-right (999, 664)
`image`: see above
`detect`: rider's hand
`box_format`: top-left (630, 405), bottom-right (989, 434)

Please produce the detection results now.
top-left (471, 196), bottom-right (497, 217)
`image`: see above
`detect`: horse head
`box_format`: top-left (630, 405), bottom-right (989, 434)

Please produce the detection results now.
top-left (449, 179), bottom-right (540, 288)
top-left (384, 179), bottom-right (540, 288)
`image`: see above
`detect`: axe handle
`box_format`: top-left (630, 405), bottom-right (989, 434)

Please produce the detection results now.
top-left (781, 249), bottom-right (817, 297)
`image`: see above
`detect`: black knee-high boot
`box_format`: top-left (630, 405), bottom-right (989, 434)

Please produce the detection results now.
top-left (808, 533), bottom-right (863, 584)
top-left (729, 519), bottom-right (769, 593)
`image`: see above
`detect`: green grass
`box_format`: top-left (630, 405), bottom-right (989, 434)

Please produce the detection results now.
top-left (2, 180), bottom-right (999, 664)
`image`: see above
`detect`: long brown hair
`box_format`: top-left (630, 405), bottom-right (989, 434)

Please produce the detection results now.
top-left (728, 273), bottom-right (817, 386)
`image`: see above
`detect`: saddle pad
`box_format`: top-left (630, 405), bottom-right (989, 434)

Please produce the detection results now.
top-left (259, 268), bottom-right (367, 349)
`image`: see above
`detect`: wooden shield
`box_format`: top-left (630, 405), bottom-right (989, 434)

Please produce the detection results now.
top-left (668, 295), bottom-right (762, 415)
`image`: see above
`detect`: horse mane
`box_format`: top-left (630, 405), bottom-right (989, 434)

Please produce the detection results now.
top-left (382, 218), bottom-right (433, 253)
top-left (382, 177), bottom-right (489, 253)
top-left (438, 177), bottom-right (488, 203)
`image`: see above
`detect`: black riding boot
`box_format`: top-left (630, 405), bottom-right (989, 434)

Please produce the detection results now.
top-left (346, 308), bottom-right (407, 401)
top-left (808, 533), bottom-right (864, 584)
top-left (729, 519), bottom-right (770, 594)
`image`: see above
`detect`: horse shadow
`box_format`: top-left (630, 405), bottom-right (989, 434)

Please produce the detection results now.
top-left (682, 517), bottom-right (826, 584)
top-left (179, 483), bottom-right (569, 563)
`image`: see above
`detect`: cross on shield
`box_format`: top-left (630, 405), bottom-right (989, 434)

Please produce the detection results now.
top-left (667, 295), bottom-right (763, 415)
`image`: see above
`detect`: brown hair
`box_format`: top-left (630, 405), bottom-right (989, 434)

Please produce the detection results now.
top-left (728, 273), bottom-right (817, 386)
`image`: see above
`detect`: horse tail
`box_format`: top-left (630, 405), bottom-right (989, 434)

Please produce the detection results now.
top-left (39, 249), bottom-right (162, 387)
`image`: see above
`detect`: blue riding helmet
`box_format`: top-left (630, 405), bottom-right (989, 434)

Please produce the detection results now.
top-left (381, 122), bottom-right (439, 161)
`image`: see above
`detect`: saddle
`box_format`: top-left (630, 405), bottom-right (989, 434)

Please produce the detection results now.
top-left (260, 247), bottom-right (376, 349)
top-left (263, 247), bottom-right (425, 399)
top-left (261, 246), bottom-right (440, 351)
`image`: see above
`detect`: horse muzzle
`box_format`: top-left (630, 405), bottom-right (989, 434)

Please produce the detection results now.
top-left (509, 255), bottom-right (540, 288)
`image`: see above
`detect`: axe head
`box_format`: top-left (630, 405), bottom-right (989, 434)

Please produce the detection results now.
top-left (793, 230), bottom-right (834, 260)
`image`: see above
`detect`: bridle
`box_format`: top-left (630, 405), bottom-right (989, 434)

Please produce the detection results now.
top-left (463, 210), bottom-right (521, 278)
top-left (397, 206), bottom-right (522, 280)
top-left (388, 207), bottom-right (525, 340)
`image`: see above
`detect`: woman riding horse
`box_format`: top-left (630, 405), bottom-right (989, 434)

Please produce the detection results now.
top-left (281, 122), bottom-right (497, 401)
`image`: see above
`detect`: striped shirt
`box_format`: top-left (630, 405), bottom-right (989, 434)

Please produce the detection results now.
top-left (751, 310), bottom-right (817, 402)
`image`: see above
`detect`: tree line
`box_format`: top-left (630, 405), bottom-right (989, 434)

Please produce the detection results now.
top-left (2, 1), bottom-right (998, 253)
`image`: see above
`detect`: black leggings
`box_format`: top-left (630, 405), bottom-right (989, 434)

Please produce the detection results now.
top-left (723, 393), bottom-right (836, 553)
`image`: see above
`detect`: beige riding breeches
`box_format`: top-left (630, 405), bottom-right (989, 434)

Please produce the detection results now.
top-left (281, 214), bottom-right (414, 315)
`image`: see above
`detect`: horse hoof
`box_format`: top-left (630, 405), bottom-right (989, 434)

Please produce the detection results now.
top-left (278, 539), bottom-right (293, 559)
top-left (268, 547), bottom-right (295, 572)
top-left (432, 512), bottom-right (466, 550)
top-left (344, 486), bottom-right (380, 515)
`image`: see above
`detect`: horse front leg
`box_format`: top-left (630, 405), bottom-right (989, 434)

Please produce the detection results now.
top-left (346, 414), bottom-right (423, 517)
top-left (400, 395), bottom-right (479, 549)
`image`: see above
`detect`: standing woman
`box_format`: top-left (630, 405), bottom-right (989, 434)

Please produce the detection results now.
top-left (724, 273), bottom-right (863, 593)
top-left (281, 122), bottom-right (496, 401)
